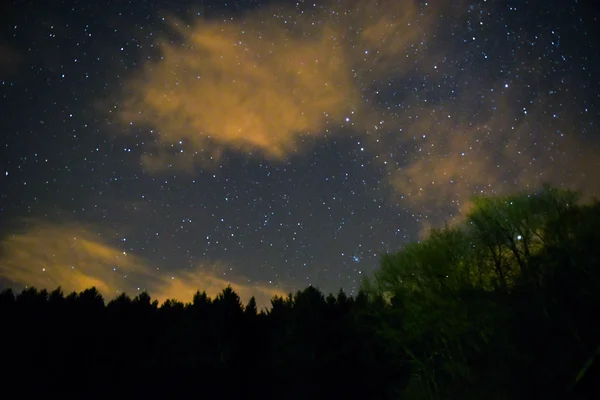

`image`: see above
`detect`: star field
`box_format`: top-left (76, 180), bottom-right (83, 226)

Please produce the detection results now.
top-left (1, 0), bottom-right (599, 305)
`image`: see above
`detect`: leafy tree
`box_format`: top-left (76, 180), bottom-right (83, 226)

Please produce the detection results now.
top-left (364, 186), bottom-right (600, 399)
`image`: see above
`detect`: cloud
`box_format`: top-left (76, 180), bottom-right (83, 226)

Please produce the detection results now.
top-left (0, 222), bottom-right (151, 295)
top-left (154, 269), bottom-right (283, 310)
top-left (110, 0), bottom-right (600, 232)
top-left (119, 16), bottom-right (357, 170)
top-left (382, 83), bottom-right (600, 225)
top-left (0, 221), bottom-right (282, 307)
top-left (116, 0), bottom-right (434, 171)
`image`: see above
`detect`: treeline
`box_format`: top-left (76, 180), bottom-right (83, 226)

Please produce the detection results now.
top-left (0, 284), bottom-right (398, 398)
top-left (1, 186), bottom-right (599, 399)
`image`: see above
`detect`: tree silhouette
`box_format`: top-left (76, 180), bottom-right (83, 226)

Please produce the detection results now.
top-left (244, 295), bottom-right (257, 316)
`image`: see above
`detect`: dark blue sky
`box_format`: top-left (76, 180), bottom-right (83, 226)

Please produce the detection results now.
top-left (1, 0), bottom-right (599, 304)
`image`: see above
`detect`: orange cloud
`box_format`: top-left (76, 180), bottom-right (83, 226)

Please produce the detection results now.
top-left (0, 221), bottom-right (282, 307)
top-left (110, 0), bottom-right (599, 237)
top-left (0, 222), bottom-right (150, 295)
top-left (382, 86), bottom-right (600, 225)
top-left (119, 18), bottom-right (358, 170)
top-left (115, 0), bottom-right (434, 171)
top-left (154, 269), bottom-right (283, 310)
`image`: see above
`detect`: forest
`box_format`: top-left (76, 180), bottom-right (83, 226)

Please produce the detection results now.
top-left (1, 185), bottom-right (599, 399)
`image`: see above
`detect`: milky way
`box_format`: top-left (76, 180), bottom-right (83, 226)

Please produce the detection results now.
top-left (1, 0), bottom-right (599, 306)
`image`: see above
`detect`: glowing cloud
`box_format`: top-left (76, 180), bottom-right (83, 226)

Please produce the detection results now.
top-left (111, 0), bottom-right (600, 231)
top-left (154, 269), bottom-right (283, 310)
top-left (117, 0), bottom-right (431, 170)
top-left (383, 91), bottom-right (600, 224)
top-left (0, 221), bottom-right (282, 307)
top-left (0, 222), bottom-right (151, 295)
top-left (120, 18), bottom-right (358, 170)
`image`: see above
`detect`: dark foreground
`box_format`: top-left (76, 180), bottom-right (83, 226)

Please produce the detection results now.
top-left (1, 187), bottom-right (599, 399)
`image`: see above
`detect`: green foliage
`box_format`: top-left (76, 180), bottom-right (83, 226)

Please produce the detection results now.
top-left (364, 186), bottom-right (600, 399)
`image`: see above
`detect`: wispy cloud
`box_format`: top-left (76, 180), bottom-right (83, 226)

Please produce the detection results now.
top-left (0, 221), bottom-right (283, 307)
top-left (381, 84), bottom-right (600, 223)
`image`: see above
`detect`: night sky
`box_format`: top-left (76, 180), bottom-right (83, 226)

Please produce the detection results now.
top-left (1, 0), bottom-right (599, 306)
